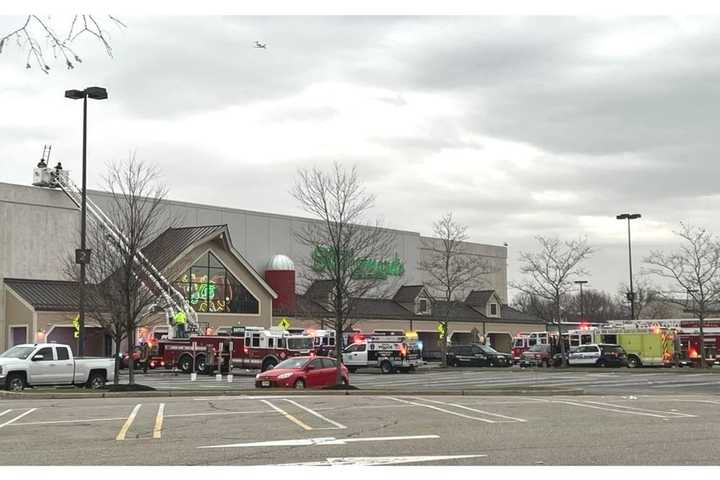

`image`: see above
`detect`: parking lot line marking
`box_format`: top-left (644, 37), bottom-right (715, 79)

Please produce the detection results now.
top-left (116, 404), bottom-right (142, 441)
top-left (165, 409), bottom-right (270, 419)
top-left (412, 397), bottom-right (527, 423)
top-left (283, 399), bottom-right (347, 429)
top-left (276, 453), bottom-right (486, 466)
top-left (552, 400), bottom-right (682, 418)
top-left (384, 397), bottom-right (496, 423)
top-left (198, 434), bottom-right (440, 449)
top-left (582, 401), bottom-right (696, 418)
top-left (153, 404), bottom-right (165, 439)
top-left (0, 408), bottom-right (36, 429)
top-left (261, 400), bottom-right (313, 431)
top-left (651, 381), bottom-right (720, 388)
top-left (14, 417), bottom-right (128, 426)
top-left (0, 409), bottom-right (11, 418)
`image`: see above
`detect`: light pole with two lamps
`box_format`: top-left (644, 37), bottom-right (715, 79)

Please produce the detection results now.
top-left (64, 86), bottom-right (108, 356)
top-left (616, 213), bottom-right (641, 321)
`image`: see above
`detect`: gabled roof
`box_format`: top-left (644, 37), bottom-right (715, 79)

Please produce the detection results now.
top-left (305, 280), bottom-right (334, 301)
top-left (393, 285), bottom-right (426, 303)
top-left (432, 301), bottom-right (488, 322)
top-left (465, 290), bottom-right (497, 307)
top-left (349, 298), bottom-right (414, 319)
top-left (144, 224), bottom-right (277, 299)
top-left (142, 225), bottom-right (227, 270)
top-left (4, 278), bottom-right (101, 312)
top-left (501, 305), bottom-right (543, 323)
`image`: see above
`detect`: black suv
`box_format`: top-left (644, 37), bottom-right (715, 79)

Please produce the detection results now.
top-left (447, 344), bottom-right (512, 367)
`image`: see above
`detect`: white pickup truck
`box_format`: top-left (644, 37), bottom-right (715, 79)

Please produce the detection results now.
top-left (0, 343), bottom-right (115, 391)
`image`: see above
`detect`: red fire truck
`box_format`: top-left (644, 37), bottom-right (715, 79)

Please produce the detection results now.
top-left (157, 326), bottom-right (314, 374)
top-left (511, 331), bottom-right (549, 363)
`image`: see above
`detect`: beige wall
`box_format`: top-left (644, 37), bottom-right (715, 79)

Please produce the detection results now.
top-left (4, 289), bottom-right (33, 348)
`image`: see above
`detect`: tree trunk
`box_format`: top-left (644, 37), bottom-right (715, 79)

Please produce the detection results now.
top-left (556, 297), bottom-right (567, 367)
top-left (335, 314), bottom-right (343, 386)
top-left (127, 319), bottom-right (135, 385)
top-left (699, 314), bottom-right (706, 369)
top-left (113, 337), bottom-right (121, 385)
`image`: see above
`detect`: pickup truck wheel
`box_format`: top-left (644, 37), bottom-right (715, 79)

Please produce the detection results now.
top-left (380, 360), bottom-right (393, 374)
top-left (87, 372), bottom-right (106, 389)
top-left (6, 373), bottom-right (25, 392)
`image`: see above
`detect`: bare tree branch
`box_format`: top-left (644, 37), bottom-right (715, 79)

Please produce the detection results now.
top-left (511, 236), bottom-right (593, 366)
top-left (0, 15), bottom-right (125, 72)
top-left (292, 162), bottom-right (396, 384)
top-left (644, 222), bottom-right (720, 367)
top-left (419, 212), bottom-right (498, 366)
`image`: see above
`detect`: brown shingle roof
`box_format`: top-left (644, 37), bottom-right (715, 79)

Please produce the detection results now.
top-left (141, 225), bottom-right (228, 271)
top-left (392, 285), bottom-right (425, 303)
top-left (4, 278), bottom-right (103, 312)
top-left (465, 290), bottom-right (496, 307)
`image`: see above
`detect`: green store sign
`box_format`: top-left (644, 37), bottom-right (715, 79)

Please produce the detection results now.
top-left (311, 246), bottom-right (405, 280)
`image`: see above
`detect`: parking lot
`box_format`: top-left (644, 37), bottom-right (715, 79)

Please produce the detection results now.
top-left (121, 367), bottom-right (720, 395)
top-left (0, 393), bottom-right (719, 465)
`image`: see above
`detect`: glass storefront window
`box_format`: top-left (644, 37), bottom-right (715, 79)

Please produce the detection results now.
top-left (173, 252), bottom-right (259, 314)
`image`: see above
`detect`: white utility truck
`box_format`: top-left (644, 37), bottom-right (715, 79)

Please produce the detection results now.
top-left (0, 343), bottom-right (115, 391)
top-left (342, 331), bottom-right (422, 374)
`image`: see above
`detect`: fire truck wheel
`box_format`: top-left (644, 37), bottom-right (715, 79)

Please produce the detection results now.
top-left (196, 355), bottom-right (207, 373)
top-left (178, 355), bottom-right (193, 374)
top-left (261, 358), bottom-right (278, 372)
top-left (627, 355), bottom-right (642, 368)
top-left (380, 360), bottom-right (393, 374)
top-left (294, 379), bottom-right (306, 389)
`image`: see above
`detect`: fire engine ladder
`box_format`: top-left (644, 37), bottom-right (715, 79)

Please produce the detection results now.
top-left (606, 319), bottom-right (682, 330)
top-left (49, 169), bottom-right (198, 338)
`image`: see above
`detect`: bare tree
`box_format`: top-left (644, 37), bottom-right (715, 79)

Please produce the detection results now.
top-left (63, 226), bottom-right (128, 385)
top-left (512, 236), bottom-right (593, 366)
top-left (616, 276), bottom-right (671, 320)
top-left (645, 223), bottom-right (720, 368)
top-left (512, 292), bottom-right (555, 323)
top-left (0, 15), bottom-right (125, 73)
top-left (293, 162), bottom-right (396, 384)
top-left (419, 213), bottom-right (497, 367)
top-left (564, 289), bottom-right (624, 324)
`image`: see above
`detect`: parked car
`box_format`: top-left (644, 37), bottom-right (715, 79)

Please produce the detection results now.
top-left (568, 344), bottom-right (628, 367)
top-left (520, 343), bottom-right (554, 367)
top-left (447, 344), bottom-right (512, 367)
top-left (255, 356), bottom-right (349, 389)
top-left (0, 343), bottom-right (114, 391)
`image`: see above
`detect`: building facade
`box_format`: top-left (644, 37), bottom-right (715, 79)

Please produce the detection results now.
top-left (1, 179), bottom-right (540, 354)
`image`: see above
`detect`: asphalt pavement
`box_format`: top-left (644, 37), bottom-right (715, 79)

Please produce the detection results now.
top-left (116, 366), bottom-right (720, 395)
top-left (0, 393), bottom-right (718, 465)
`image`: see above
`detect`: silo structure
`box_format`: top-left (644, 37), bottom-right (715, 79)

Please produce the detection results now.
top-left (265, 254), bottom-right (296, 313)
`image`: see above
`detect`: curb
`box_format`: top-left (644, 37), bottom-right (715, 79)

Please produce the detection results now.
top-left (0, 386), bottom-right (584, 400)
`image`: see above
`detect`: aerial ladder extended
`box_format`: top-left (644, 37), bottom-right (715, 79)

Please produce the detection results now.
top-left (32, 146), bottom-right (198, 338)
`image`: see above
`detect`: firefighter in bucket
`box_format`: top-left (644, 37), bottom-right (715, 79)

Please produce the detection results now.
top-left (174, 310), bottom-right (188, 338)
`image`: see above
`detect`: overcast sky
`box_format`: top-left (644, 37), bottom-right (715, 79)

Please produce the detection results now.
top-left (1, 15), bottom-right (718, 300)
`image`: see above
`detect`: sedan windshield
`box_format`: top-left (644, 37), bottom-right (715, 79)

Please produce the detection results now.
top-left (287, 337), bottom-right (314, 350)
top-left (0, 346), bottom-right (35, 359)
top-left (274, 357), bottom-right (310, 369)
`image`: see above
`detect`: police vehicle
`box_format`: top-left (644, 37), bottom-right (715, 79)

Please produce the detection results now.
top-left (341, 331), bottom-right (421, 374)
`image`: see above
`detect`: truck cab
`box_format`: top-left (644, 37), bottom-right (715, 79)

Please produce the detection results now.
top-left (0, 343), bottom-right (114, 391)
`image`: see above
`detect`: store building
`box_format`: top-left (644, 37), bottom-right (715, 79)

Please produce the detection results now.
top-left (1, 178), bottom-right (544, 354)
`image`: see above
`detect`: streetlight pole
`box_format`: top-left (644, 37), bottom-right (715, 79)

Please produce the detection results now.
top-left (65, 87), bottom-right (108, 356)
top-left (575, 280), bottom-right (588, 323)
top-left (616, 213), bottom-right (641, 321)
